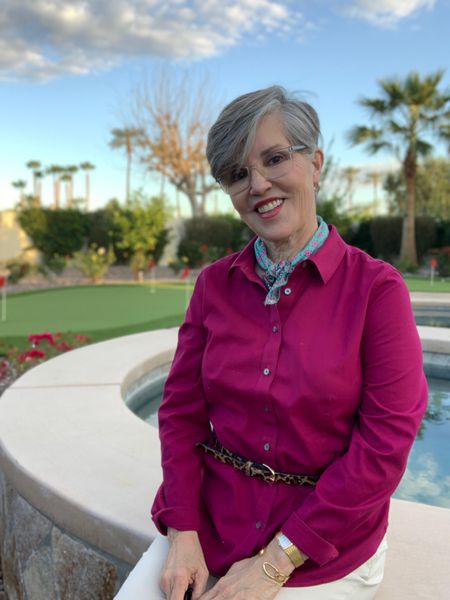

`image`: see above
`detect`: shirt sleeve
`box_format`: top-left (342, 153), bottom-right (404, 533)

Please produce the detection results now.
top-left (281, 268), bottom-right (428, 566)
top-left (151, 270), bottom-right (211, 533)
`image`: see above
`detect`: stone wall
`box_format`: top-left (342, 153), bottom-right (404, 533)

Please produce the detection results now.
top-left (0, 211), bottom-right (38, 264)
top-left (0, 472), bottom-right (131, 600)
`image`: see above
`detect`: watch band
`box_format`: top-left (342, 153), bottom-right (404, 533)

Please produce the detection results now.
top-left (276, 532), bottom-right (305, 568)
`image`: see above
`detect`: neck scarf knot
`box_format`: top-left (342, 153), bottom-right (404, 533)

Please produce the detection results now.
top-left (254, 215), bottom-right (329, 305)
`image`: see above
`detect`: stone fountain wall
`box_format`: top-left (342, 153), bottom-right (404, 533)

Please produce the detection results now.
top-left (0, 472), bottom-right (131, 600)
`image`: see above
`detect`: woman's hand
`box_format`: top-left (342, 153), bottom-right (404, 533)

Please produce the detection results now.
top-left (160, 529), bottom-right (209, 600)
top-left (199, 538), bottom-right (295, 600)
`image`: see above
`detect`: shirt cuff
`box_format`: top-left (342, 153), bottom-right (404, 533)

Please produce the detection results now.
top-left (152, 507), bottom-right (202, 535)
top-left (282, 513), bottom-right (339, 566)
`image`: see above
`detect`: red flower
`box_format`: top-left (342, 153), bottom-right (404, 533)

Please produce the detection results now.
top-left (0, 360), bottom-right (10, 379)
top-left (57, 342), bottom-right (72, 352)
top-left (28, 332), bottom-right (55, 346)
top-left (75, 335), bottom-right (90, 343)
top-left (180, 266), bottom-right (190, 279)
top-left (18, 349), bottom-right (46, 363)
top-left (200, 244), bottom-right (209, 253)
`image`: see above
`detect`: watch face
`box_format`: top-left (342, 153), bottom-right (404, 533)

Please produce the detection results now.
top-left (277, 533), bottom-right (291, 549)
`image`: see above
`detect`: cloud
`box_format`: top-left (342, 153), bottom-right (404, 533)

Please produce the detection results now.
top-left (344, 0), bottom-right (436, 27)
top-left (395, 452), bottom-right (450, 509)
top-left (0, 0), bottom-right (302, 82)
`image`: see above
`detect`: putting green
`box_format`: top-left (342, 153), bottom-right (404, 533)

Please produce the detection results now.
top-left (0, 283), bottom-right (192, 346)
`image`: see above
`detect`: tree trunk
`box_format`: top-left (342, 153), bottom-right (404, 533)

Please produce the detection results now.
top-left (126, 150), bottom-right (132, 202)
top-left (56, 178), bottom-right (61, 208)
top-left (85, 173), bottom-right (90, 212)
top-left (400, 154), bottom-right (418, 266)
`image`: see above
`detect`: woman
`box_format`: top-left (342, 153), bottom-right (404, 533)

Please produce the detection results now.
top-left (115, 86), bottom-right (427, 600)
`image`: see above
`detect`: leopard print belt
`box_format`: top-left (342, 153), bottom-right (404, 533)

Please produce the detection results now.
top-left (196, 440), bottom-right (319, 486)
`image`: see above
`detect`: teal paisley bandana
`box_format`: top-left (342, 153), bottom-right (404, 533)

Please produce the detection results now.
top-left (254, 215), bottom-right (329, 305)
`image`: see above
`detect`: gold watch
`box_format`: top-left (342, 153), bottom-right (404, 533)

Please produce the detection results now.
top-left (276, 532), bottom-right (305, 568)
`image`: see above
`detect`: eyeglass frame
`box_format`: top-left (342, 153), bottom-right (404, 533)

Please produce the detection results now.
top-left (218, 144), bottom-right (310, 195)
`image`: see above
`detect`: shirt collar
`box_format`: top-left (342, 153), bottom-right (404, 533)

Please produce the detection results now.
top-left (307, 225), bottom-right (347, 284)
top-left (228, 225), bottom-right (347, 285)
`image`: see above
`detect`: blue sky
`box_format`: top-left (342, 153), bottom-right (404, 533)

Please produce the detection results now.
top-left (1, 0), bottom-right (449, 215)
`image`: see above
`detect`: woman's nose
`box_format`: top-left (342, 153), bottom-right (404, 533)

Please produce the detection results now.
top-left (249, 166), bottom-right (271, 194)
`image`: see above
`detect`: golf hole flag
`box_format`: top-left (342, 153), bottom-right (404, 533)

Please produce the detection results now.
top-left (0, 274), bottom-right (7, 321)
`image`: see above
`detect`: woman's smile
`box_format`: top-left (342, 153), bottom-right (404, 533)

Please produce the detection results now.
top-left (254, 197), bottom-right (285, 218)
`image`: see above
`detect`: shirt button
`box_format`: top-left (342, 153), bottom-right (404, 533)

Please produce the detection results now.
top-left (263, 368), bottom-right (270, 376)
top-left (263, 443), bottom-right (270, 451)
top-left (255, 521), bottom-right (262, 529)
top-left (284, 287), bottom-right (292, 295)
top-left (272, 325), bottom-right (278, 333)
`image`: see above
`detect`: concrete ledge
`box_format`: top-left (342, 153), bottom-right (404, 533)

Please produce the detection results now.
top-left (0, 329), bottom-right (178, 565)
top-left (417, 324), bottom-right (450, 354)
top-left (377, 500), bottom-right (450, 599)
top-left (1, 325), bottom-right (450, 599)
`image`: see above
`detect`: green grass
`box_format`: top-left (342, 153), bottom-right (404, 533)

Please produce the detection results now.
top-left (1, 282), bottom-right (193, 350)
top-left (403, 276), bottom-right (450, 293)
top-left (1, 276), bottom-right (449, 352)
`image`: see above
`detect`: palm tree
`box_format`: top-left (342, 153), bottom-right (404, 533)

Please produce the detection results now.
top-left (60, 173), bottom-right (73, 207)
top-left (11, 180), bottom-right (27, 207)
top-left (46, 165), bottom-right (64, 208)
top-left (342, 166), bottom-right (360, 208)
top-left (26, 160), bottom-right (41, 204)
top-left (348, 70), bottom-right (450, 265)
top-left (34, 170), bottom-right (44, 207)
top-left (109, 127), bottom-right (143, 201)
top-left (63, 165), bottom-right (79, 204)
top-left (80, 161), bottom-right (95, 211)
top-left (366, 170), bottom-right (383, 213)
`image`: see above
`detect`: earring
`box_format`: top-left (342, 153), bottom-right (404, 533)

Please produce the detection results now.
top-left (314, 182), bottom-right (321, 193)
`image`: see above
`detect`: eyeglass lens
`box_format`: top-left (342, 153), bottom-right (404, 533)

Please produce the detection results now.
top-left (223, 147), bottom-right (299, 195)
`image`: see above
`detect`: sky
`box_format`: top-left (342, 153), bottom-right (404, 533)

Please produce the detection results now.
top-left (1, 0), bottom-right (449, 216)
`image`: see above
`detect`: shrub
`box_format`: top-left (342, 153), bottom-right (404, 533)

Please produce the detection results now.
top-left (393, 259), bottom-right (420, 274)
top-left (18, 208), bottom-right (86, 261)
top-left (84, 209), bottom-right (116, 248)
top-left (220, 214), bottom-right (253, 251)
top-left (435, 220), bottom-right (450, 248)
top-left (318, 198), bottom-right (353, 239)
top-left (4, 258), bottom-right (31, 284)
top-left (431, 247), bottom-right (450, 277)
top-left (344, 220), bottom-right (376, 256)
top-left (415, 216), bottom-right (437, 261)
top-left (111, 192), bottom-right (169, 273)
top-left (368, 216), bottom-right (436, 262)
top-left (72, 244), bottom-right (115, 282)
top-left (42, 253), bottom-right (66, 275)
top-left (370, 217), bottom-right (402, 260)
top-left (177, 216), bottom-right (235, 267)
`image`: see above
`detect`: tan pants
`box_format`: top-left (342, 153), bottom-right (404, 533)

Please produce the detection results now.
top-left (114, 534), bottom-right (387, 599)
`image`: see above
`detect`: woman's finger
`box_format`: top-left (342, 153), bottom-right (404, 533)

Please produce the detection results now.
top-left (168, 576), bottom-right (192, 600)
top-left (191, 571), bottom-right (209, 599)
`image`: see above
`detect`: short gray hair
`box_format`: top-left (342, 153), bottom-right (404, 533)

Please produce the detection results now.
top-left (206, 85), bottom-right (321, 183)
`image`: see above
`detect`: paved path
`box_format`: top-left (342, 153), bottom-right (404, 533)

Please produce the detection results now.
top-left (410, 292), bottom-right (450, 304)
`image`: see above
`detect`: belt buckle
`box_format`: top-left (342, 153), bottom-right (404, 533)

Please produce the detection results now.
top-left (261, 463), bottom-right (276, 483)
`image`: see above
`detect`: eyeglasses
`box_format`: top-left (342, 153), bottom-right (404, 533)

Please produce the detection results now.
top-left (219, 144), bottom-right (309, 195)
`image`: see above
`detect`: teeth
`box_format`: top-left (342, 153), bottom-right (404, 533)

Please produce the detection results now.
top-left (256, 199), bottom-right (283, 214)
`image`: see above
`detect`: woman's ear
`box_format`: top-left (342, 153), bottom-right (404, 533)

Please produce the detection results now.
top-left (312, 149), bottom-right (324, 186)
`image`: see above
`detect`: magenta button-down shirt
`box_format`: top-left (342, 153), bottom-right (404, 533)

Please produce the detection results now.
top-left (151, 225), bottom-right (427, 587)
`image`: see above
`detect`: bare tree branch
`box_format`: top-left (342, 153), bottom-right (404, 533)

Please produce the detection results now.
top-left (130, 68), bottom-right (220, 217)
